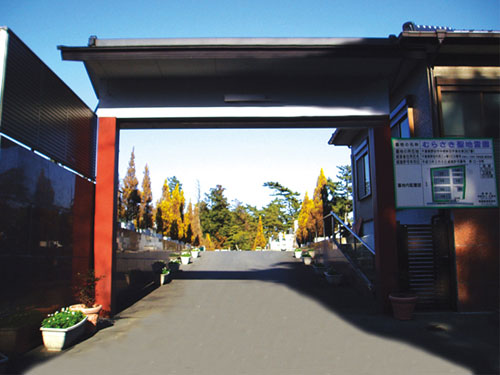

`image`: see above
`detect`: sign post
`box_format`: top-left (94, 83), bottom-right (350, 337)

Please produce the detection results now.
top-left (392, 138), bottom-right (498, 209)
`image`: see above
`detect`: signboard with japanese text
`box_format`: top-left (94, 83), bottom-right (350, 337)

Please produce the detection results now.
top-left (392, 138), bottom-right (498, 209)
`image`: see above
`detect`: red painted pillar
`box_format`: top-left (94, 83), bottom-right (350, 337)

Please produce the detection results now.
top-left (94, 117), bottom-right (119, 316)
top-left (369, 125), bottom-right (398, 312)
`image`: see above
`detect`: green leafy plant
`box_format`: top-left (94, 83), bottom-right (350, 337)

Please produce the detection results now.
top-left (302, 253), bottom-right (311, 258)
top-left (181, 252), bottom-right (191, 257)
top-left (73, 270), bottom-right (103, 307)
top-left (41, 308), bottom-right (85, 329)
top-left (161, 267), bottom-right (170, 275)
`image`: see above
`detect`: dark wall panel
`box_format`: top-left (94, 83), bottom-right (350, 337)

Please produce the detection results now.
top-left (0, 136), bottom-right (94, 315)
top-left (0, 30), bottom-right (96, 179)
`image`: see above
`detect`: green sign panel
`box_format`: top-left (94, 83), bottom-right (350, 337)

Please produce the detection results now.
top-left (392, 138), bottom-right (498, 209)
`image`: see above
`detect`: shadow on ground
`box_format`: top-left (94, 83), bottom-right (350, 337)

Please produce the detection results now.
top-left (7, 254), bottom-right (499, 374)
top-left (175, 257), bottom-right (499, 375)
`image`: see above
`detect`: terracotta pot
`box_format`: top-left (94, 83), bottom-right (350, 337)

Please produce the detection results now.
top-left (69, 304), bottom-right (102, 333)
top-left (389, 293), bottom-right (418, 320)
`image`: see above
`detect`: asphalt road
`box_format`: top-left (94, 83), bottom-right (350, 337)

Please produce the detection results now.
top-left (19, 251), bottom-right (498, 374)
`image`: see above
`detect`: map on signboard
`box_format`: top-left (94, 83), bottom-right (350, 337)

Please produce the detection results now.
top-left (392, 138), bottom-right (498, 208)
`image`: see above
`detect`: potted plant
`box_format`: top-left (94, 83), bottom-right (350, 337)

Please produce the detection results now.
top-left (302, 253), bottom-right (313, 265)
top-left (389, 292), bottom-right (418, 320)
top-left (294, 248), bottom-right (302, 259)
top-left (180, 252), bottom-right (191, 265)
top-left (312, 262), bottom-right (326, 275)
top-left (191, 248), bottom-right (200, 259)
top-left (70, 270), bottom-right (103, 333)
top-left (307, 249), bottom-right (316, 258)
top-left (160, 267), bottom-right (171, 285)
top-left (40, 308), bottom-right (87, 351)
top-left (324, 266), bottom-right (342, 285)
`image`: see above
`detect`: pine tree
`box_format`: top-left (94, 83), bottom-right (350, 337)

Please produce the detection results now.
top-left (138, 164), bottom-right (153, 229)
top-left (253, 216), bottom-right (267, 250)
top-left (122, 149), bottom-right (141, 227)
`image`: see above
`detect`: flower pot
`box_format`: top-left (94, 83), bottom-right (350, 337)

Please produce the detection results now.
top-left (40, 316), bottom-right (87, 351)
top-left (191, 251), bottom-right (199, 259)
top-left (160, 272), bottom-right (171, 285)
top-left (324, 272), bottom-right (342, 286)
top-left (308, 250), bottom-right (315, 258)
top-left (302, 257), bottom-right (312, 265)
top-left (389, 293), bottom-right (418, 320)
top-left (181, 256), bottom-right (190, 265)
top-left (69, 304), bottom-right (102, 334)
top-left (294, 251), bottom-right (302, 259)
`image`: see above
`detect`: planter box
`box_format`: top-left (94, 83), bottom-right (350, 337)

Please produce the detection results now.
top-left (160, 273), bottom-right (171, 285)
top-left (40, 316), bottom-right (87, 351)
top-left (324, 272), bottom-right (343, 286)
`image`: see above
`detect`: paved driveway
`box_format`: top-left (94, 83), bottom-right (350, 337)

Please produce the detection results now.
top-left (18, 252), bottom-right (499, 374)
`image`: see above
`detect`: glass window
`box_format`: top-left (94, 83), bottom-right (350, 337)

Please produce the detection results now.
top-left (441, 90), bottom-right (499, 139)
top-left (356, 151), bottom-right (371, 199)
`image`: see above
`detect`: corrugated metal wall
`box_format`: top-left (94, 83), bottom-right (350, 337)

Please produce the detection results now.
top-left (0, 29), bottom-right (96, 179)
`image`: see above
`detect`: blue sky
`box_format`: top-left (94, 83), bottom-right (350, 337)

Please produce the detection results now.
top-left (2, 0), bottom-right (499, 207)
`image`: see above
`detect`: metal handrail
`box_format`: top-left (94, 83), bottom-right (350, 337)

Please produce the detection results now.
top-left (323, 211), bottom-right (375, 255)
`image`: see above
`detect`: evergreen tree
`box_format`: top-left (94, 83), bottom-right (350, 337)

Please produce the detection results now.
top-left (200, 185), bottom-right (231, 248)
top-left (155, 205), bottom-right (164, 234)
top-left (263, 181), bottom-right (301, 230)
top-left (167, 176), bottom-right (182, 192)
top-left (117, 180), bottom-right (126, 222)
top-left (192, 203), bottom-right (204, 247)
top-left (332, 165), bottom-right (353, 223)
top-left (122, 149), bottom-right (141, 227)
top-left (138, 164), bottom-right (153, 229)
top-left (226, 201), bottom-right (255, 250)
top-left (253, 216), bottom-right (267, 250)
